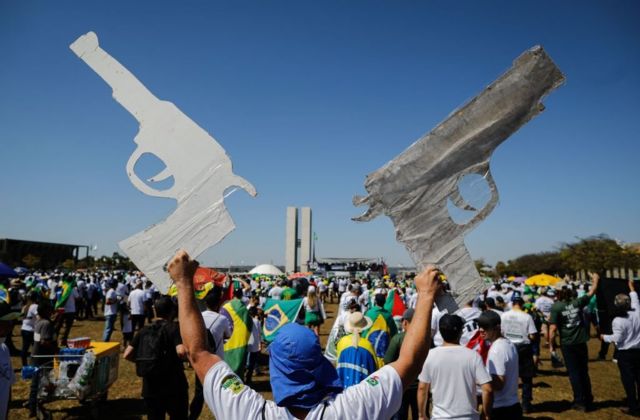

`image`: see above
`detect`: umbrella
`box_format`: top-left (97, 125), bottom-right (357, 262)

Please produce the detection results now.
top-left (0, 262), bottom-right (19, 278)
top-left (525, 274), bottom-right (561, 287)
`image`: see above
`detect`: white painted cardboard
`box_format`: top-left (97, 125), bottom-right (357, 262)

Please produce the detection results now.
top-left (70, 32), bottom-right (256, 292)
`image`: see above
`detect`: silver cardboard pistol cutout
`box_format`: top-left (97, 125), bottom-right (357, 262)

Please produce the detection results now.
top-left (353, 46), bottom-right (565, 312)
top-left (70, 32), bottom-right (257, 292)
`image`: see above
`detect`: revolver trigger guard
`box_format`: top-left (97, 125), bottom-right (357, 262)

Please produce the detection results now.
top-left (126, 148), bottom-right (175, 199)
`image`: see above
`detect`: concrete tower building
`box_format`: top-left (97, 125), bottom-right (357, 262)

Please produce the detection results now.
top-left (300, 207), bottom-right (312, 272)
top-left (285, 207), bottom-right (298, 273)
top-left (285, 207), bottom-right (313, 273)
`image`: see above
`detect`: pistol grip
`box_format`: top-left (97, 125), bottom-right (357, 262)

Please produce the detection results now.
top-left (126, 147), bottom-right (175, 199)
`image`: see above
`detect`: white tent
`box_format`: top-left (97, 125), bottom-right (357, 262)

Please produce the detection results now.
top-left (248, 264), bottom-right (283, 276)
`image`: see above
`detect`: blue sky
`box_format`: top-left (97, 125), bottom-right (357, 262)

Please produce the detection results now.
top-left (1, 1), bottom-right (639, 268)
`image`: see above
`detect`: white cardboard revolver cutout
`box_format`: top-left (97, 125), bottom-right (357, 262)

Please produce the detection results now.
top-left (70, 32), bottom-right (257, 292)
top-left (353, 46), bottom-right (565, 313)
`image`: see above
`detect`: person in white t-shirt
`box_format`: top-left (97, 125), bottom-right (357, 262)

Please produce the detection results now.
top-left (455, 301), bottom-right (482, 346)
top-left (128, 282), bottom-right (146, 332)
top-left (268, 282), bottom-right (284, 301)
top-left (55, 280), bottom-right (80, 346)
top-left (418, 314), bottom-right (492, 420)
top-left (167, 250), bottom-right (441, 420)
top-left (501, 297), bottom-right (537, 413)
top-left (477, 310), bottom-right (522, 419)
top-left (102, 280), bottom-right (119, 342)
top-left (190, 285), bottom-right (232, 420)
top-left (20, 292), bottom-right (39, 366)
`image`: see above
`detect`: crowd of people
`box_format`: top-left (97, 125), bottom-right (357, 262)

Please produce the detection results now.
top-left (1, 258), bottom-right (639, 419)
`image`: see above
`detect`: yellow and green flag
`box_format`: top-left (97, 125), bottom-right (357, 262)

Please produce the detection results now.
top-left (363, 306), bottom-right (398, 365)
top-left (167, 282), bottom-right (214, 300)
top-left (55, 277), bottom-right (76, 310)
top-left (221, 298), bottom-right (253, 376)
top-left (262, 298), bottom-right (303, 343)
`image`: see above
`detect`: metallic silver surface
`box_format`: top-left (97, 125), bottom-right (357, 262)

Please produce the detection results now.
top-left (353, 46), bottom-right (565, 310)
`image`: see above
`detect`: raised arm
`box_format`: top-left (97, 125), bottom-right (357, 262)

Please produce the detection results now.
top-left (389, 266), bottom-right (439, 390)
top-left (168, 250), bottom-right (222, 381)
top-left (586, 272), bottom-right (600, 298)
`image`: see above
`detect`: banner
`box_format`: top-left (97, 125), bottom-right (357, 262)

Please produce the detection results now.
top-left (221, 298), bottom-right (253, 376)
top-left (262, 298), bottom-right (303, 343)
top-left (384, 289), bottom-right (406, 318)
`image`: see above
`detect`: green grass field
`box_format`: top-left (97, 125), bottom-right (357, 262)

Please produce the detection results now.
top-left (7, 302), bottom-right (635, 419)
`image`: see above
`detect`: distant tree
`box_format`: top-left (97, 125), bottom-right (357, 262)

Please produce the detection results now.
top-left (22, 254), bottom-right (41, 268)
top-left (504, 251), bottom-right (567, 277)
top-left (474, 258), bottom-right (494, 276)
top-left (560, 234), bottom-right (640, 274)
top-left (62, 259), bottom-right (76, 270)
top-left (76, 256), bottom-right (95, 269)
top-left (495, 261), bottom-right (507, 277)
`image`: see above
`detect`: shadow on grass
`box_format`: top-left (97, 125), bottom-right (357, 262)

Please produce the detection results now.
top-left (536, 368), bottom-right (568, 377)
top-left (531, 398), bottom-right (626, 414)
top-left (44, 398), bottom-right (146, 419)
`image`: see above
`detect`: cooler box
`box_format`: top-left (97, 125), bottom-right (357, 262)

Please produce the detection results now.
top-left (88, 341), bottom-right (120, 397)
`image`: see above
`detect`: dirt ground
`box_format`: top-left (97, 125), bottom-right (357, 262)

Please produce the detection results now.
top-left (7, 302), bottom-right (635, 419)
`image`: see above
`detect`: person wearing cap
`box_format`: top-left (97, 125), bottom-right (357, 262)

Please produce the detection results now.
top-left (0, 285), bottom-right (21, 419)
top-left (418, 314), bottom-right (492, 420)
top-left (335, 311), bottom-right (380, 388)
top-left (168, 249), bottom-right (441, 419)
top-left (384, 308), bottom-right (419, 420)
top-left (600, 280), bottom-right (640, 417)
top-left (477, 310), bottom-right (521, 419)
top-left (500, 296), bottom-right (537, 413)
top-left (549, 273), bottom-right (599, 412)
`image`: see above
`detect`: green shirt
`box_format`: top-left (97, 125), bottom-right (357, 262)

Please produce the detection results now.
top-left (383, 331), bottom-right (405, 364)
top-left (383, 332), bottom-right (418, 390)
top-left (549, 295), bottom-right (590, 346)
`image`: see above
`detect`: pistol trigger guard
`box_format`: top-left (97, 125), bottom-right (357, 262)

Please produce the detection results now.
top-left (126, 148), bottom-right (174, 199)
top-left (148, 166), bottom-right (173, 183)
top-left (459, 166), bottom-right (499, 230)
top-left (449, 187), bottom-right (477, 212)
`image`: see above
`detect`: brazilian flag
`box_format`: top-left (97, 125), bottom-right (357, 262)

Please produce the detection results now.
top-left (262, 298), bottom-right (303, 343)
top-left (167, 282), bottom-right (213, 300)
top-left (363, 306), bottom-right (398, 364)
top-left (221, 298), bottom-right (253, 376)
top-left (55, 277), bottom-right (76, 310)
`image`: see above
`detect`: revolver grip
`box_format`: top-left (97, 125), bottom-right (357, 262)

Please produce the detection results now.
top-left (126, 146), bottom-right (175, 199)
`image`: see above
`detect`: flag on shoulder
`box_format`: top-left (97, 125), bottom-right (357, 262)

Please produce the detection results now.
top-left (384, 289), bottom-right (406, 317)
top-left (55, 277), bottom-right (76, 310)
top-left (221, 298), bottom-right (253, 376)
top-left (363, 306), bottom-right (398, 364)
top-left (262, 298), bottom-right (303, 343)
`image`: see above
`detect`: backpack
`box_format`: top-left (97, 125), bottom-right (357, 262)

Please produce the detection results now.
top-left (135, 321), bottom-right (169, 377)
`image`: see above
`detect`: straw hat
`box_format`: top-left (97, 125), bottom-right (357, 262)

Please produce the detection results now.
top-left (344, 312), bottom-right (373, 334)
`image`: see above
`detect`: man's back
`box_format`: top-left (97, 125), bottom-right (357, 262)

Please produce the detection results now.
top-left (418, 346), bottom-right (491, 419)
top-left (501, 309), bottom-right (536, 345)
top-left (128, 289), bottom-right (145, 315)
top-left (336, 335), bottom-right (380, 387)
top-left (132, 320), bottom-right (187, 398)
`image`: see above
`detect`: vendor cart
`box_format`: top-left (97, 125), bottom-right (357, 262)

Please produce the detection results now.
top-left (28, 341), bottom-right (120, 419)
